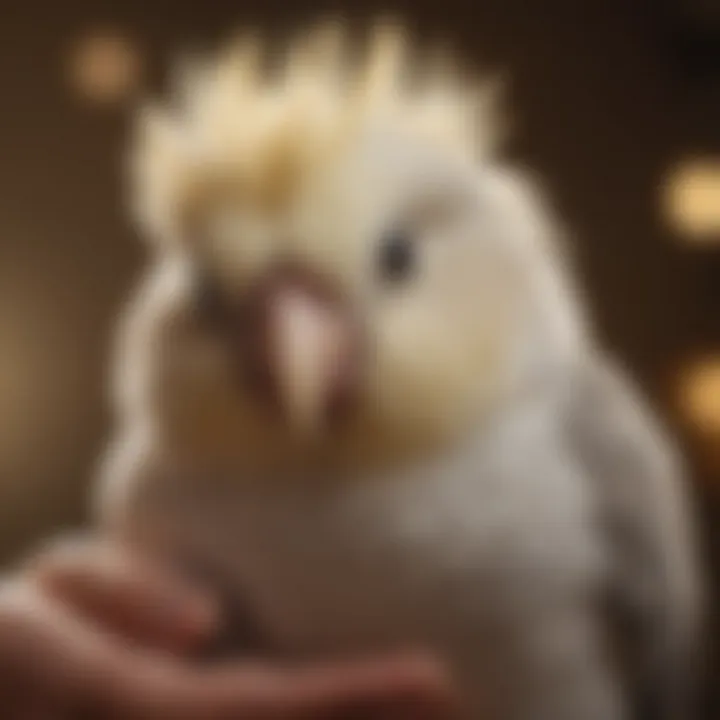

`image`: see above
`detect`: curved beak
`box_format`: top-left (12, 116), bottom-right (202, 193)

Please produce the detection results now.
top-left (270, 286), bottom-right (356, 434)
top-left (243, 267), bottom-right (360, 435)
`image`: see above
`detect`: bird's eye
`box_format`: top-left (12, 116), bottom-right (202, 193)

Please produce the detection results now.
top-left (194, 270), bottom-right (227, 325)
top-left (378, 230), bottom-right (415, 283)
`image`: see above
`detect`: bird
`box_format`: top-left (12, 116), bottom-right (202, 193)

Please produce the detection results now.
top-left (95, 18), bottom-right (704, 719)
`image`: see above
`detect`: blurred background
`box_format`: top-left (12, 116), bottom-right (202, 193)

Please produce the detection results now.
top-left (0, 0), bottom-right (718, 711)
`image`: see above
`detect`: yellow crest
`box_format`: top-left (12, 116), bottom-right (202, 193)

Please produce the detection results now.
top-left (130, 18), bottom-right (503, 240)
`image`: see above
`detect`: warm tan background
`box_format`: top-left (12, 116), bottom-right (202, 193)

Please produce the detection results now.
top-left (0, 0), bottom-right (718, 711)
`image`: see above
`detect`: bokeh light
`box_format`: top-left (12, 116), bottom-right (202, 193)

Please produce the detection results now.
top-left (67, 30), bottom-right (143, 105)
top-left (678, 357), bottom-right (720, 438)
top-left (664, 159), bottom-right (720, 242)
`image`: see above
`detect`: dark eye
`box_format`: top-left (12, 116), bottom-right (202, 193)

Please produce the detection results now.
top-left (378, 230), bottom-right (415, 283)
top-left (194, 270), bottom-right (227, 325)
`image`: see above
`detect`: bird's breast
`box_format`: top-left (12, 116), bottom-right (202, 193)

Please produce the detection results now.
top-left (176, 408), bottom-right (603, 661)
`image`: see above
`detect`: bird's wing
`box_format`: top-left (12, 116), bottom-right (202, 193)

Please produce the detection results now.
top-left (565, 356), bottom-right (704, 720)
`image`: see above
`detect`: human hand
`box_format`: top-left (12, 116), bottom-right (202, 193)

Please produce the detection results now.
top-left (0, 537), bottom-right (456, 719)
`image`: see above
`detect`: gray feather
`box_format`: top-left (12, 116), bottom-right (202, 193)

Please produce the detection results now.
top-left (566, 356), bottom-right (704, 720)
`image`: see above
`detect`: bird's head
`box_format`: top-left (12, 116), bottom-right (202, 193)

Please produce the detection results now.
top-left (121, 20), bottom-right (584, 474)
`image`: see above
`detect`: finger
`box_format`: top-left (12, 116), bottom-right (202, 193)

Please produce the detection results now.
top-left (0, 578), bottom-right (455, 720)
top-left (27, 537), bottom-right (216, 653)
top-left (0, 580), bottom-right (226, 719)
top-left (101, 653), bottom-right (457, 720)
top-left (269, 653), bottom-right (457, 720)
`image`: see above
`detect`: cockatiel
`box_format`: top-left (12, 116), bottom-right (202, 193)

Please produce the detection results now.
top-left (96, 20), bottom-right (703, 720)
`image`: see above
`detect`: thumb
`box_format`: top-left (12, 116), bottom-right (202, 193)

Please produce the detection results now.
top-left (28, 537), bottom-right (217, 654)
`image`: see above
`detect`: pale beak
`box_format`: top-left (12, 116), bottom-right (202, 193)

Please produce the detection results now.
top-left (268, 286), bottom-right (355, 435)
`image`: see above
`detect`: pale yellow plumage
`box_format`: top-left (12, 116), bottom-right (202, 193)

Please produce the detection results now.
top-left (131, 19), bottom-right (501, 242)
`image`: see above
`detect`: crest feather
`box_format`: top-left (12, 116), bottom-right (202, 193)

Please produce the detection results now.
top-left (131, 18), bottom-right (503, 241)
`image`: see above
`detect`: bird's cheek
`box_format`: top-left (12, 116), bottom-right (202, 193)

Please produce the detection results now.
top-left (369, 301), bottom-right (498, 438)
top-left (370, 305), bottom-right (446, 408)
